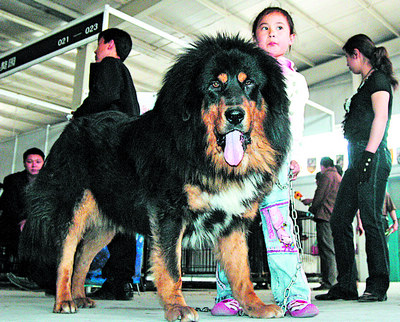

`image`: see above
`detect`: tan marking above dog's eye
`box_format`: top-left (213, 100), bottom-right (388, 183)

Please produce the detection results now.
top-left (218, 73), bottom-right (228, 84)
top-left (238, 72), bottom-right (247, 83)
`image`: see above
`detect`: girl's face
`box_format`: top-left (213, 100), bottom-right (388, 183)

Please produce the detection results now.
top-left (255, 12), bottom-right (294, 59)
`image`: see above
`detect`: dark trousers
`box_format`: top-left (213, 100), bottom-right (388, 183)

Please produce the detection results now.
top-left (330, 141), bottom-right (391, 297)
top-left (102, 233), bottom-right (136, 282)
top-left (316, 220), bottom-right (336, 286)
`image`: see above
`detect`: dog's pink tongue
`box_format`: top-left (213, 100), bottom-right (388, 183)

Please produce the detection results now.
top-left (224, 130), bottom-right (244, 166)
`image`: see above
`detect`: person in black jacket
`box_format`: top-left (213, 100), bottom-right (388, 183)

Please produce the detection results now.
top-left (73, 28), bottom-right (139, 300)
top-left (0, 148), bottom-right (44, 285)
top-left (73, 28), bottom-right (140, 118)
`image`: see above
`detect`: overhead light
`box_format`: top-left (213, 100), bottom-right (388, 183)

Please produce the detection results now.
top-left (8, 40), bottom-right (22, 47)
top-left (50, 55), bottom-right (76, 69)
top-left (32, 31), bottom-right (45, 37)
top-left (0, 88), bottom-right (72, 114)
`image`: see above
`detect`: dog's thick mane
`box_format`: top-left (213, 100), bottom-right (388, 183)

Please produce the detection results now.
top-left (152, 34), bottom-right (290, 183)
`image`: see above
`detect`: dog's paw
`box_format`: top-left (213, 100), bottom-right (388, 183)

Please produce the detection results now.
top-left (165, 304), bottom-right (199, 321)
top-left (74, 297), bottom-right (96, 309)
top-left (244, 303), bottom-right (283, 318)
top-left (53, 300), bottom-right (78, 314)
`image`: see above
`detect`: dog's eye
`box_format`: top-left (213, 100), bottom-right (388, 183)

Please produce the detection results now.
top-left (212, 81), bottom-right (220, 88)
top-left (244, 79), bottom-right (253, 86)
top-left (210, 81), bottom-right (221, 91)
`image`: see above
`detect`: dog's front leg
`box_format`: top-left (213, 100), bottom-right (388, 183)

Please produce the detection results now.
top-left (150, 221), bottom-right (199, 322)
top-left (216, 229), bottom-right (283, 318)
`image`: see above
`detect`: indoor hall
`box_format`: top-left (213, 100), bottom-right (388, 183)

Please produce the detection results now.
top-left (1, 0), bottom-right (400, 320)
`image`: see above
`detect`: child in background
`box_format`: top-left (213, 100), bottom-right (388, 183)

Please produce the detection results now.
top-left (211, 7), bottom-right (319, 318)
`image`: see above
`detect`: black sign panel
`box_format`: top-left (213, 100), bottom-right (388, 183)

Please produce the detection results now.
top-left (0, 13), bottom-right (103, 77)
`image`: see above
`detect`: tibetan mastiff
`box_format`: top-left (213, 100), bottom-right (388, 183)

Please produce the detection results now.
top-left (20, 35), bottom-right (290, 321)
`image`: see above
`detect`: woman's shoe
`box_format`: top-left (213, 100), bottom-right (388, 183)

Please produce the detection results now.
top-left (315, 284), bottom-right (358, 301)
top-left (358, 292), bottom-right (387, 302)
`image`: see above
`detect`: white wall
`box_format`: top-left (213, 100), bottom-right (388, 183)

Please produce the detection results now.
top-left (0, 122), bottom-right (67, 182)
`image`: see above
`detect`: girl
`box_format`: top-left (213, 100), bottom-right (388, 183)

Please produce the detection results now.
top-left (316, 34), bottom-right (397, 302)
top-left (211, 7), bottom-right (319, 318)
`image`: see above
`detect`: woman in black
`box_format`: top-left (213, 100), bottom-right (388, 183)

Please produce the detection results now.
top-left (316, 34), bottom-right (398, 302)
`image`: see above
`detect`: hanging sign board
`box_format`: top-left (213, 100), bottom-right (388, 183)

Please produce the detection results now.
top-left (0, 12), bottom-right (103, 78)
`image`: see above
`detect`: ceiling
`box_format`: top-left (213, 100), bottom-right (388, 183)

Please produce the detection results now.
top-left (0, 0), bottom-right (400, 142)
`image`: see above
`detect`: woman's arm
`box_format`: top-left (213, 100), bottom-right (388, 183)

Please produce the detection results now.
top-left (365, 91), bottom-right (390, 153)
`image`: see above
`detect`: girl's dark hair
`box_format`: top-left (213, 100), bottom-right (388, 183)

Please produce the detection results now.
top-left (251, 7), bottom-right (295, 39)
top-left (98, 28), bottom-right (132, 62)
top-left (343, 34), bottom-right (398, 89)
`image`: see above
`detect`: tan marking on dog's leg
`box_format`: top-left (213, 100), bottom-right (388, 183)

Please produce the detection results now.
top-left (53, 190), bottom-right (100, 314)
top-left (242, 201), bottom-right (260, 220)
top-left (151, 229), bottom-right (199, 322)
top-left (184, 184), bottom-right (209, 211)
top-left (216, 230), bottom-right (283, 318)
top-left (72, 229), bottom-right (116, 308)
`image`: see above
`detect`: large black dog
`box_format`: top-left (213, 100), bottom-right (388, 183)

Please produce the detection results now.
top-left (20, 35), bottom-right (290, 321)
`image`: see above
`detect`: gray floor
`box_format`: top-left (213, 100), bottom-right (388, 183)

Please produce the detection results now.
top-left (1, 282), bottom-right (399, 321)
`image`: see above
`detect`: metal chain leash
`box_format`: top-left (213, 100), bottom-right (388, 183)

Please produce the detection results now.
top-left (280, 170), bottom-right (304, 314)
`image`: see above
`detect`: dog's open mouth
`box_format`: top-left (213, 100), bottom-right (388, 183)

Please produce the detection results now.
top-left (216, 130), bottom-right (252, 166)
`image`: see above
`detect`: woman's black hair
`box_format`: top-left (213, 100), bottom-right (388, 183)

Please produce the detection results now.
top-left (343, 34), bottom-right (398, 89)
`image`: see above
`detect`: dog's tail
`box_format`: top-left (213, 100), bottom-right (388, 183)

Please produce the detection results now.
top-left (18, 189), bottom-right (60, 289)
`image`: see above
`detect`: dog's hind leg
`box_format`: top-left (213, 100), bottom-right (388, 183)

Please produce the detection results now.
top-left (71, 228), bottom-right (116, 309)
top-left (150, 223), bottom-right (199, 322)
top-left (216, 229), bottom-right (283, 318)
top-left (53, 190), bottom-right (102, 314)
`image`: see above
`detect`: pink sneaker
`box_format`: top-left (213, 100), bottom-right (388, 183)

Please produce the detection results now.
top-left (211, 298), bottom-right (242, 316)
top-left (286, 299), bottom-right (319, 318)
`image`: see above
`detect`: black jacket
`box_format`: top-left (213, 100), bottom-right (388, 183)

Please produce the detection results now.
top-left (0, 170), bottom-right (30, 249)
top-left (73, 57), bottom-right (140, 118)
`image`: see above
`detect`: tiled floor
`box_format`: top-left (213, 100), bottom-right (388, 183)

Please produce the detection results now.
top-left (1, 282), bottom-right (399, 321)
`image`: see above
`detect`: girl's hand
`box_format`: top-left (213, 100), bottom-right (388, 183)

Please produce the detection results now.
top-left (389, 220), bottom-right (398, 233)
top-left (289, 160), bottom-right (300, 181)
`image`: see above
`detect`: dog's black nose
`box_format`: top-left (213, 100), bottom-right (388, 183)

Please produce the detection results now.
top-left (225, 108), bottom-right (244, 125)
